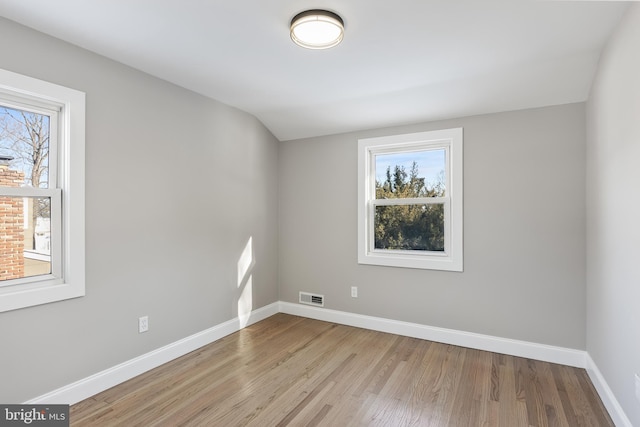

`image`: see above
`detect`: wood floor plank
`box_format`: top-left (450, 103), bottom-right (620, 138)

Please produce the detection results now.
top-left (70, 313), bottom-right (614, 426)
top-left (428, 344), bottom-right (467, 426)
top-left (551, 364), bottom-right (580, 427)
top-left (448, 348), bottom-right (487, 427)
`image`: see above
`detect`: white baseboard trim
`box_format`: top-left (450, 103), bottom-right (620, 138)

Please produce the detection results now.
top-left (26, 302), bottom-right (279, 405)
top-left (585, 354), bottom-right (633, 427)
top-left (278, 302), bottom-right (587, 368)
top-left (28, 300), bottom-right (631, 426)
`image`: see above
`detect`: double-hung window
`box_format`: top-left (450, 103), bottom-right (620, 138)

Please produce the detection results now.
top-left (0, 68), bottom-right (85, 312)
top-left (358, 128), bottom-right (463, 271)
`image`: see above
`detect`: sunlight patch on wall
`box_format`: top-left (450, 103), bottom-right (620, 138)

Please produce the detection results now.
top-left (238, 276), bottom-right (253, 328)
top-left (237, 237), bottom-right (253, 288)
top-left (237, 236), bottom-right (254, 328)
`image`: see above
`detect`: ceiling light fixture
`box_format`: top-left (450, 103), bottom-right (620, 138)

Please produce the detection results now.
top-left (290, 9), bottom-right (344, 50)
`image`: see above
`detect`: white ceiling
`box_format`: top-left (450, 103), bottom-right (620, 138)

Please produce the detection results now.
top-left (0, 1), bottom-right (629, 141)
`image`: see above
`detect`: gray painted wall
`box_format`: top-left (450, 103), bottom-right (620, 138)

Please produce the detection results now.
top-left (0, 18), bottom-right (279, 402)
top-left (586, 4), bottom-right (640, 425)
top-left (279, 104), bottom-right (586, 349)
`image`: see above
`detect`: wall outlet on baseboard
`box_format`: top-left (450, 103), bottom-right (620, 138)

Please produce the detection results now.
top-left (635, 373), bottom-right (640, 403)
top-left (351, 286), bottom-right (358, 298)
top-left (138, 316), bottom-right (149, 333)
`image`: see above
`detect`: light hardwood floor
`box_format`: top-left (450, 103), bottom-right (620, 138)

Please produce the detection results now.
top-left (71, 314), bottom-right (613, 426)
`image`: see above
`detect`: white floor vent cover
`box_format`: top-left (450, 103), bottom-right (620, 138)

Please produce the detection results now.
top-left (299, 292), bottom-right (324, 307)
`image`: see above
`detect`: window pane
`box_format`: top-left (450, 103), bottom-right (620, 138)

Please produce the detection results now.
top-left (375, 149), bottom-right (445, 199)
top-left (374, 204), bottom-right (444, 251)
top-left (0, 105), bottom-right (50, 189)
top-left (0, 196), bottom-right (51, 282)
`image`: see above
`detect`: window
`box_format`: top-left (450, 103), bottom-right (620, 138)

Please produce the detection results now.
top-left (0, 68), bottom-right (85, 312)
top-left (358, 128), bottom-right (463, 271)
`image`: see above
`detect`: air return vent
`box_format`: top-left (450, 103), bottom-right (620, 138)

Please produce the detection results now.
top-left (299, 291), bottom-right (324, 307)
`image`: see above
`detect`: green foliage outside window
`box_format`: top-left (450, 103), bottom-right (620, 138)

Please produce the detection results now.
top-left (374, 162), bottom-right (445, 251)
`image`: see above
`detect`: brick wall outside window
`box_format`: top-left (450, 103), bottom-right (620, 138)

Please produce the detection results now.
top-left (0, 164), bottom-right (25, 280)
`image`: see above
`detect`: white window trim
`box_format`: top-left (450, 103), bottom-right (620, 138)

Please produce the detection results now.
top-left (0, 68), bottom-right (85, 312)
top-left (358, 128), bottom-right (463, 271)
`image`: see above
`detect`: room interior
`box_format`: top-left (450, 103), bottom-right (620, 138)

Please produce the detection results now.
top-left (0, 1), bottom-right (638, 425)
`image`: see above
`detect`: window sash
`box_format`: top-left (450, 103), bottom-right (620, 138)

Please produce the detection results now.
top-left (0, 97), bottom-right (59, 190)
top-left (368, 198), bottom-right (450, 256)
top-left (0, 187), bottom-right (62, 288)
top-left (371, 143), bottom-right (450, 198)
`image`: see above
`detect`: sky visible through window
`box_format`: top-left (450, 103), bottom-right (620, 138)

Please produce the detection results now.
top-left (375, 149), bottom-right (445, 189)
top-left (0, 106), bottom-right (50, 188)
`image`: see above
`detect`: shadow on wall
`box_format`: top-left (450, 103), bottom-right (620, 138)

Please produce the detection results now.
top-left (237, 236), bottom-right (255, 328)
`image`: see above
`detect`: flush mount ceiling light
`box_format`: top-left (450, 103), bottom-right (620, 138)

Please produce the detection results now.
top-left (290, 9), bottom-right (344, 49)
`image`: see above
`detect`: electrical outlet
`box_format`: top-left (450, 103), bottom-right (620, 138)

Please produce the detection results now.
top-left (138, 316), bottom-right (149, 333)
top-left (635, 373), bottom-right (640, 403)
top-left (351, 286), bottom-right (358, 298)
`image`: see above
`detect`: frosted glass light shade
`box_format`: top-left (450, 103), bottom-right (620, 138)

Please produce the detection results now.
top-left (290, 10), bottom-right (344, 49)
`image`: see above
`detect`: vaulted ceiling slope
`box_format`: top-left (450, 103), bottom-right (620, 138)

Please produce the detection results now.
top-left (0, 1), bottom-right (629, 141)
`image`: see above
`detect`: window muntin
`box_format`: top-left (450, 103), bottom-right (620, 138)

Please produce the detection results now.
top-left (0, 68), bottom-right (85, 312)
top-left (358, 128), bottom-right (463, 271)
